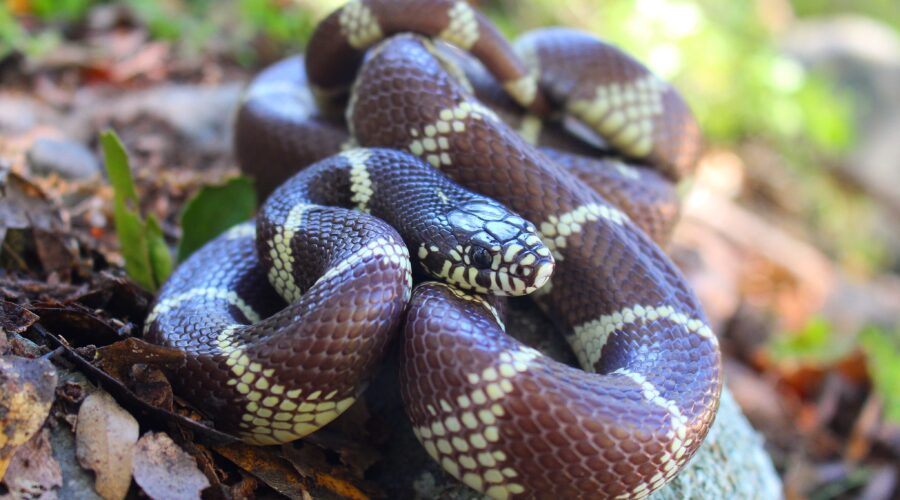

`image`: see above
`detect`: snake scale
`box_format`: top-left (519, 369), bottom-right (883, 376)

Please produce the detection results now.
top-left (146, 1), bottom-right (723, 498)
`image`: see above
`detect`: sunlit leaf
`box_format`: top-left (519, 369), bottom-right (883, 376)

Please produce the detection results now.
top-left (176, 176), bottom-right (256, 262)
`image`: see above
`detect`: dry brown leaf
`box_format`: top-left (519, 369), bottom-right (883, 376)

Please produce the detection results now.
top-left (213, 442), bottom-right (311, 500)
top-left (0, 355), bottom-right (57, 481)
top-left (132, 432), bottom-right (209, 500)
top-left (0, 300), bottom-right (39, 336)
top-left (75, 391), bottom-right (139, 500)
top-left (1, 428), bottom-right (62, 499)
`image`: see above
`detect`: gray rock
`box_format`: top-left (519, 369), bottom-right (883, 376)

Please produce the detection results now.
top-left (63, 83), bottom-right (244, 154)
top-left (26, 137), bottom-right (101, 180)
top-left (0, 93), bottom-right (61, 134)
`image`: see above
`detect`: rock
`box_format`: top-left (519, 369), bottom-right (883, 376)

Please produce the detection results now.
top-left (0, 93), bottom-right (60, 134)
top-left (63, 83), bottom-right (244, 154)
top-left (26, 137), bottom-right (102, 180)
top-left (781, 15), bottom-right (900, 258)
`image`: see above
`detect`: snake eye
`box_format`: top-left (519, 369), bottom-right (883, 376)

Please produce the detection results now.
top-left (471, 247), bottom-right (492, 270)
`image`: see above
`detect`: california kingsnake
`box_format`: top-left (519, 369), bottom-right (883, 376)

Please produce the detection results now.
top-left (146, 1), bottom-right (723, 498)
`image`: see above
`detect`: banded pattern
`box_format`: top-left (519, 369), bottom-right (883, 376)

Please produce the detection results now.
top-left (145, 217), bottom-right (410, 443)
top-left (149, 148), bottom-right (555, 445)
top-left (349, 35), bottom-right (721, 498)
top-left (221, 2), bottom-right (720, 498)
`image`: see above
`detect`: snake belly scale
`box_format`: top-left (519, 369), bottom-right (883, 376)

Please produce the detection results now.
top-left (146, 1), bottom-right (723, 498)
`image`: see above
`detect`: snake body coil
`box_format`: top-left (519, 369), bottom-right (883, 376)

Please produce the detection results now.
top-left (148, 1), bottom-right (723, 498)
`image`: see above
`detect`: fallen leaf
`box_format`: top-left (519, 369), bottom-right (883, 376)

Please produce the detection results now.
top-left (36, 324), bottom-right (236, 444)
top-left (0, 355), bottom-right (57, 481)
top-left (1, 428), bottom-right (62, 498)
top-left (31, 303), bottom-right (122, 347)
top-left (281, 442), bottom-right (373, 500)
top-left (132, 432), bottom-right (209, 499)
top-left (0, 301), bottom-right (39, 335)
top-left (213, 442), bottom-right (311, 500)
top-left (129, 365), bottom-right (174, 412)
top-left (94, 338), bottom-right (184, 382)
top-left (75, 391), bottom-right (139, 500)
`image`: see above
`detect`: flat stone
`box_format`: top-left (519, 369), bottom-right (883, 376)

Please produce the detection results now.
top-left (26, 137), bottom-right (101, 180)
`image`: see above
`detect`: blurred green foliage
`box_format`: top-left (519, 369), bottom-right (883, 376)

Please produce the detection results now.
top-left (768, 316), bottom-right (856, 365)
top-left (860, 326), bottom-right (900, 423)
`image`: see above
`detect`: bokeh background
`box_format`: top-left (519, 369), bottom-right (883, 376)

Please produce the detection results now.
top-left (2, 0), bottom-right (899, 498)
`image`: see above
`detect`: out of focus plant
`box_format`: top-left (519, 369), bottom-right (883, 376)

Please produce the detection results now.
top-left (768, 316), bottom-right (855, 365)
top-left (860, 325), bottom-right (900, 423)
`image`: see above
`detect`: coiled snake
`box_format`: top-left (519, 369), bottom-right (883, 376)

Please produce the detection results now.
top-left (146, 1), bottom-right (723, 498)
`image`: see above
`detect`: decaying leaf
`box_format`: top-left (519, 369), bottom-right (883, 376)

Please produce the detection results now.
top-left (0, 301), bottom-right (39, 336)
top-left (0, 355), bottom-right (58, 481)
top-left (0, 171), bottom-right (79, 278)
top-left (94, 338), bottom-right (184, 381)
top-left (132, 432), bottom-right (209, 500)
top-left (281, 442), bottom-right (373, 500)
top-left (36, 324), bottom-right (237, 444)
top-left (213, 442), bottom-right (311, 500)
top-left (1, 428), bottom-right (62, 498)
top-left (75, 391), bottom-right (139, 500)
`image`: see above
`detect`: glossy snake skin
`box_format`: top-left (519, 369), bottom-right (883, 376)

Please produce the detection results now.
top-left (148, 1), bottom-right (723, 499)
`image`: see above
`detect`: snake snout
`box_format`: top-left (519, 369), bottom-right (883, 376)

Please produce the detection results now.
top-left (495, 230), bottom-right (555, 296)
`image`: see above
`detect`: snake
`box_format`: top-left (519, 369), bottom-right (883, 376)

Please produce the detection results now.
top-left (146, 1), bottom-right (723, 499)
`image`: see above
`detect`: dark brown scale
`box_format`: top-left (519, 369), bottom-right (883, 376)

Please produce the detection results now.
top-left (262, 148), bottom-right (552, 293)
top-left (349, 35), bottom-right (721, 498)
top-left (234, 56), bottom-right (349, 199)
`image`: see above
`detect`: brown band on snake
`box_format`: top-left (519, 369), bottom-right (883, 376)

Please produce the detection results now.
top-left (305, 0), bottom-right (550, 118)
top-left (347, 35), bottom-right (721, 498)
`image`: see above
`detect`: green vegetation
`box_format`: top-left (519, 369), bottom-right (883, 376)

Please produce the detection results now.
top-left (100, 130), bottom-right (172, 292)
top-left (860, 325), bottom-right (900, 422)
top-left (176, 177), bottom-right (256, 263)
top-left (768, 316), bottom-right (856, 366)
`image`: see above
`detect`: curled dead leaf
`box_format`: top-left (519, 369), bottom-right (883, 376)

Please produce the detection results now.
top-left (75, 391), bottom-right (139, 500)
top-left (0, 355), bottom-right (57, 481)
top-left (132, 432), bottom-right (209, 500)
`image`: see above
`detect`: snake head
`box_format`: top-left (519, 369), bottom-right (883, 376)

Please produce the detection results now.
top-left (418, 199), bottom-right (554, 296)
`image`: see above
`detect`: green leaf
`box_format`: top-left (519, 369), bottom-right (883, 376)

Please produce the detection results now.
top-left (767, 316), bottom-right (854, 366)
top-left (146, 214), bottom-right (174, 287)
top-left (176, 176), bottom-right (256, 262)
top-left (860, 326), bottom-right (900, 423)
top-left (100, 130), bottom-right (173, 292)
